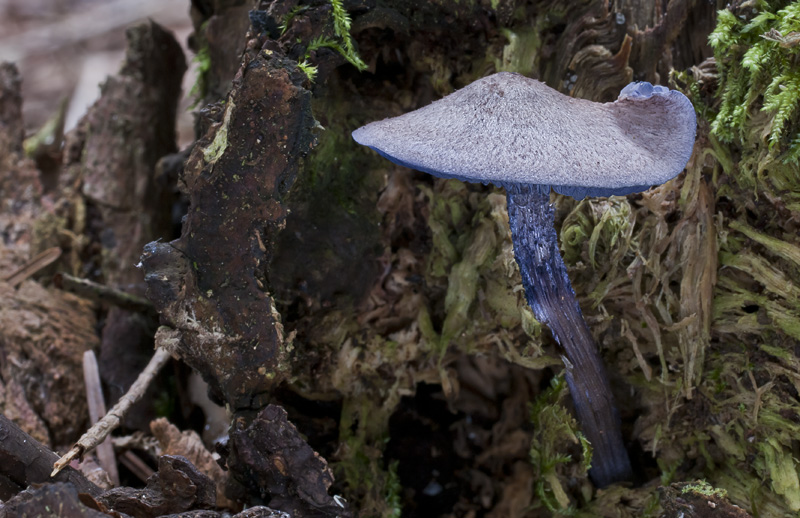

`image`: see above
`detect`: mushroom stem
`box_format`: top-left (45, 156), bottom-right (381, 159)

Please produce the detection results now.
top-left (505, 183), bottom-right (633, 487)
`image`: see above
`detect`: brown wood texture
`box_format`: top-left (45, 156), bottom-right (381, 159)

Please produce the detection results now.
top-left (0, 414), bottom-right (100, 498)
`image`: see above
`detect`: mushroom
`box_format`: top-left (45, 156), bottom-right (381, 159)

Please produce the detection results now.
top-left (352, 72), bottom-right (696, 487)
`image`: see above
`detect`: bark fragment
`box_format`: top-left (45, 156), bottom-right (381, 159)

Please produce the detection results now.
top-left (1, 483), bottom-right (106, 518)
top-left (97, 455), bottom-right (216, 518)
top-left (151, 417), bottom-right (235, 510)
top-left (225, 405), bottom-right (350, 518)
top-left (141, 42), bottom-right (316, 410)
top-left (659, 481), bottom-right (753, 518)
top-left (55, 20), bottom-right (187, 430)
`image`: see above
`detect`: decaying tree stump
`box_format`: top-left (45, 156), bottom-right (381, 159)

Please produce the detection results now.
top-left (2, 0), bottom-right (800, 515)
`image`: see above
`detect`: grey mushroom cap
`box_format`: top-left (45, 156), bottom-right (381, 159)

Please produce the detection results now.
top-left (352, 72), bottom-right (697, 198)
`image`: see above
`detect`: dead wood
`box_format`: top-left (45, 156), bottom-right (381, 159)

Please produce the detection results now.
top-left (96, 455), bottom-right (216, 518)
top-left (0, 414), bottom-right (100, 499)
top-left (46, 19), bottom-right (187, 432)
top-left (139, 41), bottom-right (316, 410)
top-left (1, 62), bottom-right (99, 447)
top-left (225, 405), bottom-right (351, 518)
top-left (82, 350), bottom-right (121, 487)
top-left (0, 483), bottom-right (107, 518)
top-left (54, 272), bottom-right (155, 315)
top-left (53, 345), bottom-right (172, 477)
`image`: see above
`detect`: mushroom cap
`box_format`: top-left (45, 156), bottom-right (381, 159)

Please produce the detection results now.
top-left (352, 72), bottom-right (696, 198)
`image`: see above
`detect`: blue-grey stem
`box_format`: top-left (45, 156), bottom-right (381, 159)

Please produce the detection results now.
top-left (505, 183), bottom-right (633, 487)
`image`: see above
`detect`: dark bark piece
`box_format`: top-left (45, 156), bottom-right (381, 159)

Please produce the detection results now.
top-left (58, 20), bottom-right (186, 431)
top-left (199, 3), bottom-right (252, 104)
top-left (78, 20), bottom-right (185, 223)
top-left (0, 414), bottom-right (100, 498)
top-left (629, 0), bottom-right (697, 83)
top-left (539, 0), bottom-right (628, 99)
top-left (150, 417), bottom-right (235, 509)
top-left (98, 455), bottom-right (216, 518)
top-left (505, 185), bottom-right (632, 486)
top-left (659, 482), bottom-right (753, 518)
top-left (226, 405), bottom-right (350, 518)
top-left (160, 508), bottom-right (290, 518)
top-left (141, 44), bottom-right (316, 410)
top-left (1, 483), bottom-right (107, 518)
top-left (231, 508), bottom-right (291, 518)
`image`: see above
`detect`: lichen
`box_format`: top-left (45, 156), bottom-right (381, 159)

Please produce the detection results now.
top-left (202, 100), bottom-right (233, 165)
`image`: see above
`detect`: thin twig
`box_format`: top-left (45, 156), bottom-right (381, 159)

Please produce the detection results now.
top-left (118, 450), bottom-right (156, 483)
top-left (3, 247), bottom-right (61, 287)
top-left (52, 346), bottom-right (172, 477)
top-left (53, 272), bottom-right (155, 314)
top-left (83, 350), bottom-right (120, 486)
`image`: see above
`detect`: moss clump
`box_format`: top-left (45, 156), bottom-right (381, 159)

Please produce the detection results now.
top-left (710, 1), bottom-right (800, 163)
top-left (282, 0), bottom-right (368, 82)
top-left (528, 375), bottom-right (590, 512)
top-left (708, 1), bottom-right (800, 215)
top-left (418, 180), bottom-right (555, 369)
top-left (681, 480), bottom-right (727, 498)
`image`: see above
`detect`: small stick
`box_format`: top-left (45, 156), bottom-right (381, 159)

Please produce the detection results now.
top-left (118, 450), bottom-right (156, 482)
top-left (83, 350), bottom-right (121, 486)
top-left (3, 247), bottom-right (62, 287)
top-left (52, 346), bottom-right (172, 477)
top-left (53, 272), bottom-right (155, 314)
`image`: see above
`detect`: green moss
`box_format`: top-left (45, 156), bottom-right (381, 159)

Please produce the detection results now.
top-left (529, 375), bottom-right (589, 512)
top-left (283, 0), bottom-right (367, 80)
top-left (300, 99), bottom-right (384, 215)
top-left (681, 480), bottom-right (727, 498)
top-left (328, 0), bottom-right (367, 71)
top-left (384, 461), bottom-right (403, 518)
top-left (441, 217), bottom-right (496, 346)
top-left (297, 59), bottom-right (318, 82)
top-left (710, 0), bottom-right (800, 163)
top-left (335, 392), bottom-right (404, 517)
top-left (188, 24), bottom-right (211, 106)
top-left (418, 181), bottom-right (553, 366)
top-left (279, 5), bottom-right (310, 35)
top-left (758, 437), bottom-right (800, 510)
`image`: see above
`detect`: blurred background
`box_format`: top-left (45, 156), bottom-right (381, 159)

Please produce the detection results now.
top-left (0, 0), bottom-right (197, 147)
